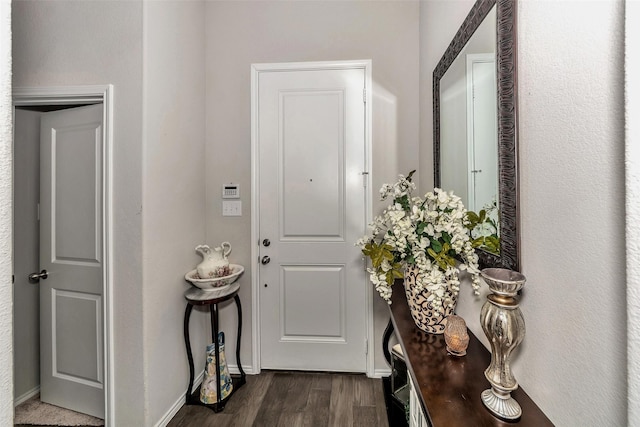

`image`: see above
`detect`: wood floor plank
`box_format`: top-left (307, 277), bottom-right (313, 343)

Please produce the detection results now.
top-left (223, 371), bottom-right (275, 425)
top-left (309, 372), bottom-right (333, 391)
top-left (352, 405), bottom-right (379, 427)
top-left (372, 377), bottom-right (390, 427)
top-left (167, 371), bottom-right (388, 427)
top-left (253, 373), bottom-right (294, 426)
top-left (353, 374), bottom-right (376, 406)
top-left (302, 388), bottom-right (331, 427)
top-left (282, 373), bottom-right (313, 412)
top-left (230, 373), bottom-right (275, 427)
top-left (276, 411), bottom-right (305, 427)
top-left (167, 373), bottom-right (275, 427)
top-left (328, 374), bottom-right (356, 426)
top-left (167, 405), bottom-right (235, 427)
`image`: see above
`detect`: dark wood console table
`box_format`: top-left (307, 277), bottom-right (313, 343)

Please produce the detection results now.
top-left (386, 286), bottom-right (554, 426)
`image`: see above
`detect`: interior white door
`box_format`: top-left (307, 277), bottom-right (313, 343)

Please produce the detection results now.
top-left (467, 54), bottom-right (498, 211)
top-left (257, 66), bottom-right (367, 372)
top-left (39, 104), bottom-right (104, 418)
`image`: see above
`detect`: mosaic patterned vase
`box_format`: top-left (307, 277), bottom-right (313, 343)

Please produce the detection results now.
top-left (200, 332), bottom-right (233, 404)
top-left (403, 265), bottom-right (457, 334)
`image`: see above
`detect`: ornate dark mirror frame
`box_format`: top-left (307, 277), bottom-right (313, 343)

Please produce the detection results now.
top-left (433, 0), bottom-right (519, 271)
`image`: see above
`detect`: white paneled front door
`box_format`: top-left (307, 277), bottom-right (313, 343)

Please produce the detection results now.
top-left (39, 104), bottom-right (104, 418)
top-left (255, 63), bottom-right (368, 372)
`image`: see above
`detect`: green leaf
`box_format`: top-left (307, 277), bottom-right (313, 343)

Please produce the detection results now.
top-left (487, 236), bottom-right (500, 247)
top-left (385, 271), bottom-right (394, 285)
top-left (361, 241), bottom-right (391, 268)
top-left (485, 236), bottom-right (501, 254)
top-left (371, 251), bottom-right (384, 268)
top-left (427, 241), bottom-right (455, 271)
top-left (471, 237), bottom-right (485, 249)
top-left (430, 239), bottom-right (442, 253)
top-left (442, 232), bottom-right (451, 244)
top-left (467, 211), bottom-right (480, 223)
top-left (398, 195), bottom-right (410, 211)
top-left (445, 255), bottom-right (456, 267)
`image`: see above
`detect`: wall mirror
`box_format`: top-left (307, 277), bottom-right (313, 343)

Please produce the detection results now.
top-left (433, 0), bottom-right (519, 270)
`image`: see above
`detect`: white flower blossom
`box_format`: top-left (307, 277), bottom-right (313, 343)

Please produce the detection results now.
top-left (356, 174), bottom-right (482, 311)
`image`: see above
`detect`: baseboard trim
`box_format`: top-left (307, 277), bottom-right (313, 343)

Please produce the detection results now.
top-left (14, 385), bottom-right (40, 407)
top-left (228, 363), bottom-right (255, 375)
top-left (372, 368), bottom-right (392, 378)
top-left (154, 364), bottom-right (254, 427)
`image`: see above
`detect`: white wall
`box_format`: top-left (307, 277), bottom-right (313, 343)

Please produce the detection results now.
top-left (423, 0), bottom-right (626, 425)
top-left (11, 2), bottom-right (146, 424)
top-left (626, 0), bottom-right (640, 424)
top-left (204, 0), bottom-right (420, 374)
top-left (141, 1), bottom-right (206, 424)
top-left (514, 2), bottom-right (625, 423)
top-left (12, 2), bottom-right (211, 425)
top-left (0, 0), bottom-right (14, 424)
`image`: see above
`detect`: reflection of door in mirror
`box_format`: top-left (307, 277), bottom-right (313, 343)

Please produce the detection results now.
top-left (440, 58), bottom-right (469, 205)
top-left (466, 53), bottom-right (497, 213)
top-left (439, 5), bottom-right (497, 214)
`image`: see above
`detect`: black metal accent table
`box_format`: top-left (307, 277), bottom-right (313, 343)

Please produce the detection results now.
top-left (382, 318), bottom-right (394, 368)
top-left (183, 283), bottom-right (246, 413)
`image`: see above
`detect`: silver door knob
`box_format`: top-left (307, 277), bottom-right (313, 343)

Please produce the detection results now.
top-left (262, 239), bottom-right (271, 247)
top-left (261, 256), bottom-right (271, 265)
top-left (28, 269), bottom-right (48, 283)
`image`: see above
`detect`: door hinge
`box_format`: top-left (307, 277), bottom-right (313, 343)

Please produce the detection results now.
top-left (365, 338), bottom-right (369, 355)
top-left (362, 171), bottom-right (369, 188)
top-left (37, 203), bottom-right (40, 221)
top-left (363, 88), bottom-right (367, 103)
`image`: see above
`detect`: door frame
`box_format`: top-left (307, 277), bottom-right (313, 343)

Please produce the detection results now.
top-left (250, 60), bottom-right (374, 376)
top-left (12, 85), bottom-right (114, 425)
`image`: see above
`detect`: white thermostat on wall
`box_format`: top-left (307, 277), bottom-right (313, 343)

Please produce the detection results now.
top-left (222, 183), bottom-right (240, 199)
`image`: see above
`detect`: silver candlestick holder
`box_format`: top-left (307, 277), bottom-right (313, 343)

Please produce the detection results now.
top-left (480, 268), bottom-right (526, 420)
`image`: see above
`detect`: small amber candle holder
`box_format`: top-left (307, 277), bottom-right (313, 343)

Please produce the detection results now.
top-left (444, 315), bottom-right (469, 356)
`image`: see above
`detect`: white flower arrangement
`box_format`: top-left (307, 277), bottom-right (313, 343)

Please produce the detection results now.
top-left (356, 171), bottom-right (481, 311)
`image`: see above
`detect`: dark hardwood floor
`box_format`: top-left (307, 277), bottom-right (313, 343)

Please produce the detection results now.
top-left (168, 371), bottom-right (389, 427)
